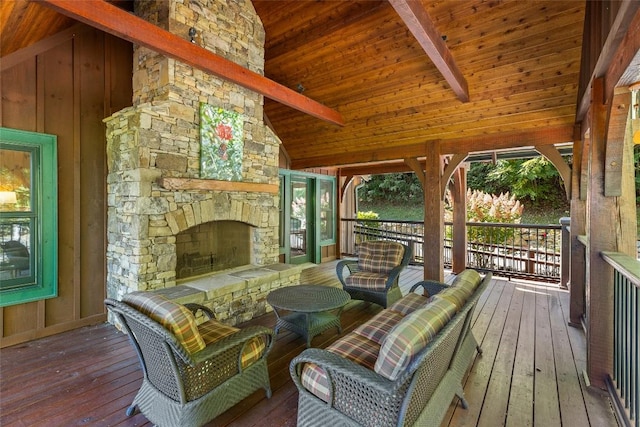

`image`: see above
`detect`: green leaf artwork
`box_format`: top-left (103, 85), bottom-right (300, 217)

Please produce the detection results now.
top-left (200, 104), bottom-right (243, 181)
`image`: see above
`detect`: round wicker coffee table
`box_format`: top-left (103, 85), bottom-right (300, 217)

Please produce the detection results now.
top-left (267, 285), bottom-right (351, 348)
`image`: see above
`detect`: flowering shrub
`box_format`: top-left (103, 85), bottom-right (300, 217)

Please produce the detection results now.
top-left (466, 190), bottom-right (523, 223)
top-left (447, 190), bottom-right (525, 267)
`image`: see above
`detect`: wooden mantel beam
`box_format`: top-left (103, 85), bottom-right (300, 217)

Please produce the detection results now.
top-left (388, 0), bottom-right (469, 103)
top-left (39, 0), bottom-right (344, 126)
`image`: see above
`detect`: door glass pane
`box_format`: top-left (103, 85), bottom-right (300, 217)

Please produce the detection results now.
top-left (319, 179), bottom-right (334, 241)
top-left (290, 179), bottom-right (307, 258)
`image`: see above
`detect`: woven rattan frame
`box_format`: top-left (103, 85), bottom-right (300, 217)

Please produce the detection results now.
top-left (336, 242), bottom-right (412, 308)
top-left (105, 298), bottom-right (274, 427)
top-left (290, 271), bottom-right (492, 427)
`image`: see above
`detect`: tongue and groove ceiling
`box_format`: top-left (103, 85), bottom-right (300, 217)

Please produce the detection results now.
top-left (1, 1), bottom-right (585, 170)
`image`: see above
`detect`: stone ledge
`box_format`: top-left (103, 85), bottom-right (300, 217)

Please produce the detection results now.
top-left (150, 263), bottom-right (302, 325)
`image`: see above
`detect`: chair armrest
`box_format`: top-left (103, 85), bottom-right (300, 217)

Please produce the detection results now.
top-left (184, 303), bottom-right (215, 320)
top-left (290, 348), bottom-right (401, 405)
top-left (336, 259), bottom-right (359, 285)
top-left (190, 325), bottom-right (275, 366)
top-left (410, 280), bottom-right (449, 297)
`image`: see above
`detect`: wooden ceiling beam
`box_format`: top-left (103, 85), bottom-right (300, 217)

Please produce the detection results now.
top-left (388, 0), bottom-right (469, 102)
top-left (39, 0), bottom-right (344, 126)
top-left (294, 125), bottom-right (574, 169)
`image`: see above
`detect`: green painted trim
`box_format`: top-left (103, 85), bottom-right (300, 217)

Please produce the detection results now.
top-left (0, 127), bottom-right (57, 307)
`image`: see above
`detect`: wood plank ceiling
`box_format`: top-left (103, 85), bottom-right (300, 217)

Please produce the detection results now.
top-left (252, 0), bottom-right (584, 170)
top-left (1, 1), bottom-right (585, 171)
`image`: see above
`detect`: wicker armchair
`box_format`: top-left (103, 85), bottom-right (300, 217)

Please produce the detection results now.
top-left (336, 240), bottom-right (412, 308)
top-left (105, 292), bottom-right (274, 427)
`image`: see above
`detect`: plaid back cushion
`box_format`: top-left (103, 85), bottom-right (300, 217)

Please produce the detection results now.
top-left (451, 269), bottom-right (482, 295)
top-left (434, 286), bottom-right (469, 311)
top-left (357, 241), bottom-right (405, 274)
top-left (353, 310), bottom-right (404, 344)
top-left (387, 293), bottom-right (431, 315)
top-left (123, 291), bottom-right (206, 354)
top-left (374, 298), bottom-right (457, 381)
top-left (198, 320), bottom-right (266, 368)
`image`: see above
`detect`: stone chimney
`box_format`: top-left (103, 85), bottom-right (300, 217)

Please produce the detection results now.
top-left (103, 0), bottom-right (296, 324)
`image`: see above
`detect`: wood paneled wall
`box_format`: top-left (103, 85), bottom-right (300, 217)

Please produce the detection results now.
top-left (0, 25), bottom-right (132, 347)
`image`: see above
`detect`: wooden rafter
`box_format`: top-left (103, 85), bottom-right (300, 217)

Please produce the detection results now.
top-left (39, 0), bottom-right (344, 126)
top-left (388, 0), bottom-right (469, 102)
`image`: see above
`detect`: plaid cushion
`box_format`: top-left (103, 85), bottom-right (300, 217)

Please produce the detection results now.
top-left (345, 271), bottom-right (388, 291)
top-left (357, 241), bottom-right (404, 274)
top-left (375, 298), bottom-right (457, 380)
top-left (434, 286), bottom-right (469, 311)
top-left (301, 334), bottom-right (381, 402)
top-left (123, 291), bottom-right (205, 354)
top-left (388, 293), bottom-right (431, 316)
top-left (451, 269), bottom-right (482, 295)
top-left (198, 320), bottom-right (266, 368)
top-left (353, 310), bottom-right (404, 344)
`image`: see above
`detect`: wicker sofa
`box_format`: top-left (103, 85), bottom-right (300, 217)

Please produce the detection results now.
top-left (290, 269), bottom-right (492, 427)
top-left (105, 292), bottom-right (274, 427)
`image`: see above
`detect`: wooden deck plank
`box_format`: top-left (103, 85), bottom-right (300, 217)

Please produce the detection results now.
top-left (548, 288), bottom-right (591, 427)
top-left (557, 288), bottom-right (619, 426)
top-left (506, 286), bottom-right (536, 427)
top-left (476, 279), bottom-right (525, 427)
top-left (0, 264), bottom-right (618, 427)
top-left (447, 277), bottom-right (514, 426)
top-left (534, 286), bottom-right (562, 427)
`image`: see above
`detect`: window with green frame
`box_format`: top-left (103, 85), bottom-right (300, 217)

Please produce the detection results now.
top-left (0, 127), bottom-right (57, 307)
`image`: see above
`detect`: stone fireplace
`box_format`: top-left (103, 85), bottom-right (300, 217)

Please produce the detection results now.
top-left (103, 0), bottom-right (300, 324)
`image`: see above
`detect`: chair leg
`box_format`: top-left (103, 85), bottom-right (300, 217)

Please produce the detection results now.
top-left (455, 388), bottom-right (469, 409)
top-left (476, 345), bottom-right (483, 355)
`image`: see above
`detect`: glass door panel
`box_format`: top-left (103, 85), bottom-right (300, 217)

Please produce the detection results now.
top-left (290, 177), bottom-right (311, 263)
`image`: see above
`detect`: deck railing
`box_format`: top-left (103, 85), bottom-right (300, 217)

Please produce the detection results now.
top-left (340, 218), bottom-right (562, 282)
top-left (602, 251), bottom-right (639, 427)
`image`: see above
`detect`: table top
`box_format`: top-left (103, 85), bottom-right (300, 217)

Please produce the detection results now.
top-left (267, 285), bottom-right (350, 313)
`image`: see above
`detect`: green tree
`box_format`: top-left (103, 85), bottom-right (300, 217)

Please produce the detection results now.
top-left (360, 173), bottom-right (422, 204)
top-left (468, 157), bottom-right (569, 208)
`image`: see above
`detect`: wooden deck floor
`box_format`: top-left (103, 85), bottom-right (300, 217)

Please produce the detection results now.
top-left (0, 263), bottom-right (618, 426)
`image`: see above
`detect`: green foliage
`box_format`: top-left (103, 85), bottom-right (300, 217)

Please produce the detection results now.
top-left (468, 158), bottom-right (568, 207)
top-left (359, 173), bottom-right (422, 204)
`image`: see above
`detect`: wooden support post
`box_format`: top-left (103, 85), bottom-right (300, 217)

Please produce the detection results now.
top-left (451, 167), bottom-right (467, 274)
top-left (585, 77), bottom-right (615, 389)
top-left (423, 143), bottom-right (444, 282)
top-left (569, 127), bottom-right (586, 326)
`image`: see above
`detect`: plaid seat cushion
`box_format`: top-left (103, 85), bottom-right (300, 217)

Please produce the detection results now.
top-left (198, 320), bottom-right (266, 368)
top-left (301, 333), bottom-right (381, 402)
top-left (345, 271), bottom-right (388, 291)
top-left (434, 286), bottom-right (469, 311)
top-left (374, 298), bottom-right (457, 381)
top-left (451, 269), bottom-right (482, 295)
top-left (357, 241), bottom-right (404, 274)
top-left (387, 293), bottom-right (431, 315)
top-left (353, 310), bottom-right (404, 344)
top-left (123, 291), bottom-right (205, 354)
